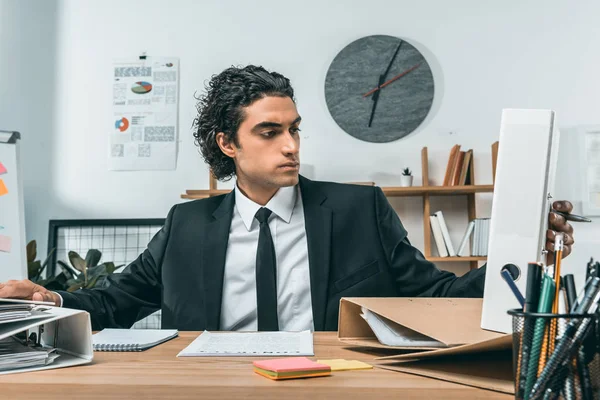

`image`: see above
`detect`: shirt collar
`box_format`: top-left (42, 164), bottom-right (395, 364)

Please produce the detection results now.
top-left (234, 183), bottom-right (297, 231)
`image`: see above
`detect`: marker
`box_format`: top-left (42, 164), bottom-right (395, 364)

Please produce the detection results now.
top-left (501, 268), bottom-right (525, 308)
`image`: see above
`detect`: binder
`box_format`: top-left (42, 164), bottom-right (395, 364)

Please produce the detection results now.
top-left (337, 297), bottom-right (513, 394)
top-left (0, 299), bottom-right (93, 375)
top-left (482, 109), bottom-right (560, 334)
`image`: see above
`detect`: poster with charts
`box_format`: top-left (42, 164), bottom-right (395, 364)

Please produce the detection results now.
top-left (110, 57), bottom-right (179, 170)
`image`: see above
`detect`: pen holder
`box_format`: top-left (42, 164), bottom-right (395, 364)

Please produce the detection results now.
top-left (508, 309), bottom-right (600, 400)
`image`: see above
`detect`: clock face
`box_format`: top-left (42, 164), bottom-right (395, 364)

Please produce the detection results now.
top-left (325, 35), bottom-right (435, 143)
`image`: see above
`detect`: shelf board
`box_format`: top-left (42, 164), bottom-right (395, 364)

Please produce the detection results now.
top-left (427, 256), bottom-right (487, 262)
top-left (181, 189), bottom-right (230, 199)
top-left (382, 185), bottom-right (494, 197)
top-left (181, 185), bottom-right (494, 199)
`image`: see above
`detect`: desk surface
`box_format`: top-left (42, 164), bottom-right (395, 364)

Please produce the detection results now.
top-left (0, 332), bottom-right (510, 399)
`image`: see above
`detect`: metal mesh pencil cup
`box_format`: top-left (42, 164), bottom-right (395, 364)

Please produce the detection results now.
top-left (508, 309), bottom-right (600, 400)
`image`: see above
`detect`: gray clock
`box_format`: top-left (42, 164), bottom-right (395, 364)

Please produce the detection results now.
top-left (325, 35), bottom-right (435, 143)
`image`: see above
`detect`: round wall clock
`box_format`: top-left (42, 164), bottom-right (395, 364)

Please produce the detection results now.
top-left (325, 35), bottom-right (435, 143)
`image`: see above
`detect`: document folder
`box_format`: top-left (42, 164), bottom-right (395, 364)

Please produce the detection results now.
top-left (338, 298), bottom-right (513, 394)
top-left (0, 300), bottom-right (93, 375)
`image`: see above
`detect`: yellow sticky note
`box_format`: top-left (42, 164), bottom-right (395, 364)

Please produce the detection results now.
top-left (0, 179), bottom-right (7, 196)
top-left (316, 359), bottom-right (372, 371)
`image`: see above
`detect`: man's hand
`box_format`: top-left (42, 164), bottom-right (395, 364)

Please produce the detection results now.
top-left (0, 279), bottom-right (61, 306)
top-left (547, 200), bottom-right (574, 259)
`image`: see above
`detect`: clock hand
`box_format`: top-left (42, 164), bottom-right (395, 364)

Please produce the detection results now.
top-left (363, 63), bottom-right (422, 97)
top-left (382, 40), bottom-right (403, 81)
top-left (367, 40), bottom-right (404, 128)
top-left (368, 74), bottom-right (385, 127)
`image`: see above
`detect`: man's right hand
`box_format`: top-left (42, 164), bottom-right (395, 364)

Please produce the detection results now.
top-left (0, 279), bottom-right (61, 306)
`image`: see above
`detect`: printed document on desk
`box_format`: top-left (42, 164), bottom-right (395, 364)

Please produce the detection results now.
top-left (177, 330), bottom-right (314, 357)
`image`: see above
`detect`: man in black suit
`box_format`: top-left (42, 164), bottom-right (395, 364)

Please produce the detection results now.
top-left (0, 65), bottom-right (574, 331)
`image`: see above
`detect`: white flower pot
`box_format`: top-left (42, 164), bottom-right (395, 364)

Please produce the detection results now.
top-left (400, 175), bottom-right (413, 187)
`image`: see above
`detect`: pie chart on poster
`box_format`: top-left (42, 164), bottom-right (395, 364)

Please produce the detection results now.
top-left (131, 81), bottom-right (153, 94)
top-left (115, 117), bottom-right (129, 132)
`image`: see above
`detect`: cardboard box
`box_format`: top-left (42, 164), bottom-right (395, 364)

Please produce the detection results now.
top-left (338, 297), bottom-right (514, 394)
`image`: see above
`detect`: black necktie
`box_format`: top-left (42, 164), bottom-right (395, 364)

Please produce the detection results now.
top-left (254, 207), bottom-right (279, 331)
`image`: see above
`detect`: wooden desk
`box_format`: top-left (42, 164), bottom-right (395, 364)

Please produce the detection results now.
top-left (0, 332), bottom-right (511, 399)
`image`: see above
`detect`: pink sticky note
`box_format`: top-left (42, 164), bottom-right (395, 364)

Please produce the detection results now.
top-left (0, 235), bottom-right (11, 253)
top-left (253, 357), bottom-right (330, 373)
top-left (0, 179), bottom-right (7, 196)
top-left (0, 161), bottom-right (6, 175)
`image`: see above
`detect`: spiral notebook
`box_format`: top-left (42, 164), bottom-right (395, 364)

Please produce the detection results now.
top-left (92, 329), bottom-right (178, 352)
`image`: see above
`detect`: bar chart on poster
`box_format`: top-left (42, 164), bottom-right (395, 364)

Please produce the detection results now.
top-left (0, 131), bottom-right (27, 282)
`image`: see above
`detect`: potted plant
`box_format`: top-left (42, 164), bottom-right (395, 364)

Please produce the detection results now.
top-left (27, 240), bottom-right (125, 291)
top-left (400, 167), bottom-right (413, 187)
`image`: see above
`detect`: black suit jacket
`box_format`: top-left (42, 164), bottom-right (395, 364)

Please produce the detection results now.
top-left (58, 176), bottom-right (485, 331)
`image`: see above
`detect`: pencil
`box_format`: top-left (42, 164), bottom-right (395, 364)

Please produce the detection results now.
top-left (549, 234), bottom-right (564, 355)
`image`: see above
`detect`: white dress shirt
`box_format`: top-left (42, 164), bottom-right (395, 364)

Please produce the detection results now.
top-left (219, 184), bottom-right (314, 331)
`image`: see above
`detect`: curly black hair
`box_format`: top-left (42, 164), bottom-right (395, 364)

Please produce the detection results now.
top-left (192, 65), bottom-right (295, 181)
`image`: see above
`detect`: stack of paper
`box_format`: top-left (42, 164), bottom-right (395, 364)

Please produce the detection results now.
top-left (0, 299), bottom-right (54, 324)
top-left (0, 304), bottom-right (34, 322)
top-left (177, 330), bottom-right (314, 357)
top-left (0, 337), bottom-right (59, 372)
top-left (253, 357), bottom-right (331, 380)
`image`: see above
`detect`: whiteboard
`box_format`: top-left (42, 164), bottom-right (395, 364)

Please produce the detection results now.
top-left (0, 131), bottom-right (27, 282)
top-left (481, 109), bottom-right (560, 334)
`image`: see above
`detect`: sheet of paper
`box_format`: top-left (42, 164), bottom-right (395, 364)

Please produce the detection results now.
top-left (110, 57), bottom-right (179, 171)
top-left (0, 179), bottom-right (7, 196)
top-left (177, 330), bottom-right (314, 357)
top-left (360, 307), bottom-right (446, 348)
top-left (0, 162), bottom-right (6, 175)
top-left (0, 235), bottom-right (11, 253)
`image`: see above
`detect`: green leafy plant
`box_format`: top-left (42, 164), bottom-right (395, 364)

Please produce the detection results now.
top-left (27, 240), bottom-right (56, 285)
top-left (26, 240), bottom-right (125, 292)
top-left (402, 167), bottom-right (412, 176)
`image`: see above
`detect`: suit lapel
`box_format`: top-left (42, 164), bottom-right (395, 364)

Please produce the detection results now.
top-left (299, 176), bottom-right (332, 331)
top-left (200, 191), bottom-right (235, 330)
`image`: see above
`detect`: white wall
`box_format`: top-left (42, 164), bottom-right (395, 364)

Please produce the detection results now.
top-left (1, 0), bottom-right (599, 284)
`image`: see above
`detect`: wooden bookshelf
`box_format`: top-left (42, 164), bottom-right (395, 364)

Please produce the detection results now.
top-left (181, 142), bottom-right (499, 270)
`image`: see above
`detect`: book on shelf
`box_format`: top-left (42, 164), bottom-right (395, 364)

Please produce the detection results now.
top-left (443, 145), bottom-right (460, 186)
top-left (469, 218), bottom-right (490, 257)
top-left (432, 217), bottom-right (490, 258)
top-left (429, 215), bottom-right (448, 257)
top-left (456, 220), bottom-right (476, 256)
top-left (433, 211), bottom-right (456, 256)
top-left (443, 145), bottom-right (473, 186)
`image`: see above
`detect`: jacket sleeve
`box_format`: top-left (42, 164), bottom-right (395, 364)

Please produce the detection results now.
top-left (374, 187), bottom-right (485, 297)
top-left (56, 205), bottom-right (177, 329)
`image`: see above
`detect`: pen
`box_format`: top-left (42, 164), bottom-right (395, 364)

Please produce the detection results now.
top-left (551, 209), bottom-right (592, 223)
top-left (586, 258), bottom-right (594, 281)
top-left (501, 268), bottom-right (525, 308)
top-left (524, 271), bottom-right (555, 399)
top-left (562, 275), bottom-right (577, 311)
top-left (516, 262), bottom-right (543, 398)
top-left (561, 276), bottom-right (577, 400)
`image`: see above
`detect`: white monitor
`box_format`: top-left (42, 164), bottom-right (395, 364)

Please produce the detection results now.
top-left (481, 109), bottom-right (560, 333)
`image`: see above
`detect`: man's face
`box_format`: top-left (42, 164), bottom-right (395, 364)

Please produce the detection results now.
top-left (226, 96), bottom-right (301, 189)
